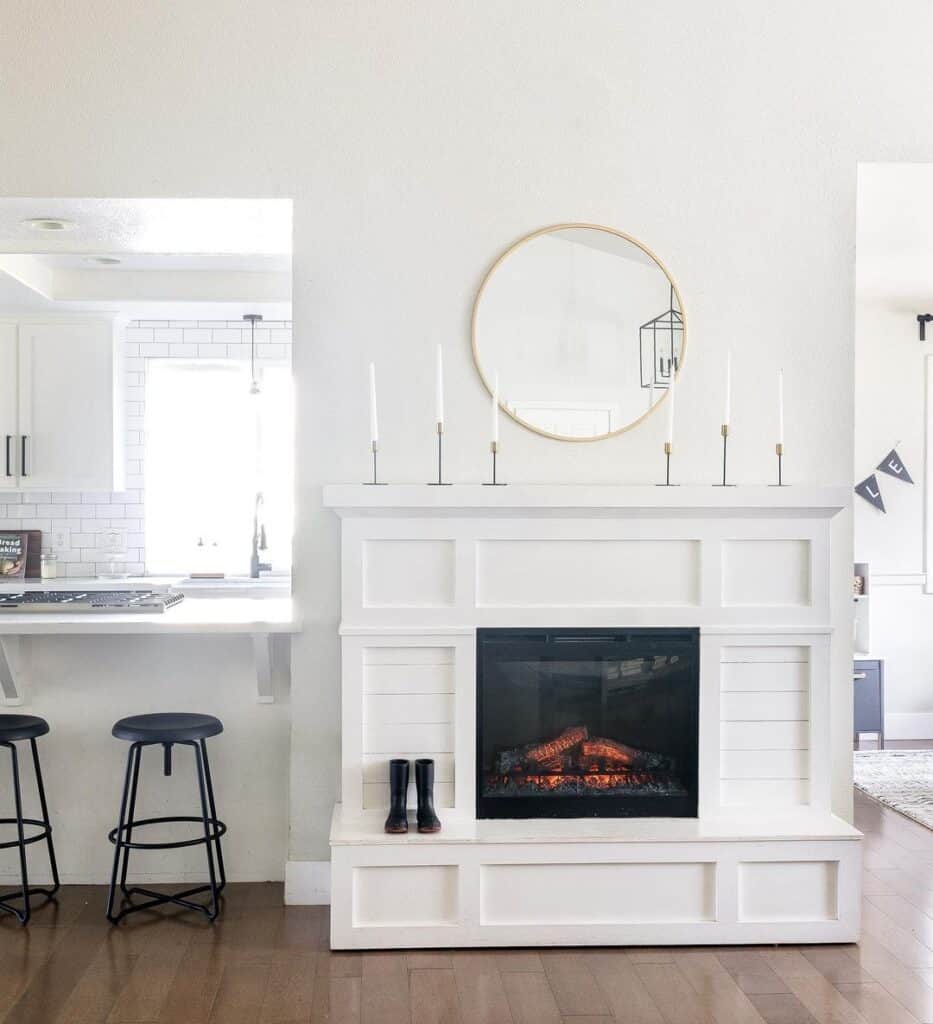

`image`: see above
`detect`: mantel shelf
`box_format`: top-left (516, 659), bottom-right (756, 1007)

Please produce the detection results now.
top-left (323, 484), bottom-right (849, 518)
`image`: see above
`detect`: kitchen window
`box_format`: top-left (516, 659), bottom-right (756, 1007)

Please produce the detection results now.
top-left (145, 360), bottom-right (294, 577)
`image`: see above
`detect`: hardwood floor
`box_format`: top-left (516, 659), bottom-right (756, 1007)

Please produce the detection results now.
top-left (0, 787), bottom-right (928, 1021)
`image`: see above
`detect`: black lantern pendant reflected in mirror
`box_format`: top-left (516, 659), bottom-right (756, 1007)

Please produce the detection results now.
top-left (639, 285), bottom-right (684, 389)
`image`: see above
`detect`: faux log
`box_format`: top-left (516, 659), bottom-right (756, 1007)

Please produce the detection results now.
top-left (580, 737), bottom-right (673, 771)
top-left (494, 725), bottom-right (588, 774)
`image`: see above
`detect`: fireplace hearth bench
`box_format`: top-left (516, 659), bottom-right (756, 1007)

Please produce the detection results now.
top-left (321, 485), bottom-right (859, 950)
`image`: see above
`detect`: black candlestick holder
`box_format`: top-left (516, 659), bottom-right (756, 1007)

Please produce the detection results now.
top-left (364, 441), bottom-right (386, 485)
top-left (656, 441), bottom-right (678, 486)
top-left (428, 422), bottom-right (452, 485)
top-left (713, 424), bottom-right (735, 486)
top-left (484, 441), bottom-right (507, 486)
top-left (770, 442), bottom-right (786, 486)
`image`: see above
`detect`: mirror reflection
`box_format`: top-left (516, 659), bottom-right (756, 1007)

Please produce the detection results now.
top-left (472, 225), bottom-right (685, 440)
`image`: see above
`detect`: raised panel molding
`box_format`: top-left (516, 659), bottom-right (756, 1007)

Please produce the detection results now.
top-left (722, 539), bottom-right (812, 607)
top-left (476, 538), bottom-right (700, 607)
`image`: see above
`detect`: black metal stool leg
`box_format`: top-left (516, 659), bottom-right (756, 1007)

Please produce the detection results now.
top-left (2, 742), bottom-right (30, 925)
top-left (107, 742), bottom-right (139, 923)
top-left (29, 738), bottom-right (59, 896)
top-left (119, 742), bottom-right (142, 898)
top-left (199, 739), bottom-right (226, 892)
top-left (192, 742), bottom-right (221, 920)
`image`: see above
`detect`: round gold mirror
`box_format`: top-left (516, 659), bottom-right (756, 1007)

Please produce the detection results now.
top-left (472, 224), bottom-right (686, 441)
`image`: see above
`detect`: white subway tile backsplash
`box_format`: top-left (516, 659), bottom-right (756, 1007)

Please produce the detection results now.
top-left (2, 317), bottom-right (291, 576)
top-left (125, 328), bottom-right (154, 343)
top-left (140, 343), bottom-right (169, 357)
top-left (198, 344), bottom-right (228, 358)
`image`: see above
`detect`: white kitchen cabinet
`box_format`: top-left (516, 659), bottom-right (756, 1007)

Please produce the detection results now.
top-left (0, 319), bottom-right (123, 491)
top-left (0, 324), bottom-right (18, 491)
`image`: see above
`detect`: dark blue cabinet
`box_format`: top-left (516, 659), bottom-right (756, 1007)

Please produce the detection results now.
top-left (854, 659), bottom-right (884, 748)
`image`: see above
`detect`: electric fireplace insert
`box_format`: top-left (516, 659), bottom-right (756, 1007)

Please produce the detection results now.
top-left (476, 627), bottom-right (699, 819)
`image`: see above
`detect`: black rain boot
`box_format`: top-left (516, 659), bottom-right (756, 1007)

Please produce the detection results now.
top-left (415, 758), bottom-right (441, 834)
top-left (384, 759), bottom-right (410, 834)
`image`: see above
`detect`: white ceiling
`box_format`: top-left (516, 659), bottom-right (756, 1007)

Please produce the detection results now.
top-left (0, 198), bottom-right (291, 255)
top-left (0, 198), bottom-right (292, 317)
top-left (857, 164), bottom-right (933, 309)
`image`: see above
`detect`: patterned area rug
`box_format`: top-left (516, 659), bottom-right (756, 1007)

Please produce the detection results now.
top-left (854, 749), bottom-right (933, 829)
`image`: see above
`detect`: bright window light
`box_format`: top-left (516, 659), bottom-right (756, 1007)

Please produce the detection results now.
top-left (145, 360), bottom-right (293, 576)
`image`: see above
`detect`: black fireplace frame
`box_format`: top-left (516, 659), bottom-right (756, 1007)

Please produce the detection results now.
top-left (475, 626), bottom-right (700, 820)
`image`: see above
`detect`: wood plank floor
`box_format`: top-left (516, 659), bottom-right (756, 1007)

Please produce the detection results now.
top-left (0, 785), bottom-right (929, 1021)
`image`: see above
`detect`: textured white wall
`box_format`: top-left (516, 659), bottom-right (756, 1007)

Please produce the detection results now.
top-left (8, 0), bottom-right (933, 864)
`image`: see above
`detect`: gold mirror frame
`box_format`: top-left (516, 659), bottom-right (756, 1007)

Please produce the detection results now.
top-left (471, 223), bottom-right (687, 442)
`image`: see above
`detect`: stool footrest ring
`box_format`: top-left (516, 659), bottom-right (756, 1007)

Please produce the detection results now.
top-left (107, 815), bottom-right (226, 850)
top-left (0, 817), bottom-right (53, 850)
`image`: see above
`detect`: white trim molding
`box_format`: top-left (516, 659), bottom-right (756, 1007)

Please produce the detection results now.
top-left (285, 859), bottom-right (331, 905)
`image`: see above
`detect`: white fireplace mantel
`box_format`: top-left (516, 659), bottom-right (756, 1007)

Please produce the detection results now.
top-left (323, 483), bottom-right (849, 517)
top-left (322, 483), bottom-right (859, 950)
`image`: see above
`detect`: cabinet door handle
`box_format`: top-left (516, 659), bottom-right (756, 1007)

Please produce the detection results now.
top-left (853, 672), bottom-right (867, 679)
top-left (20, 435), bottom-right (27, 478)
top-left (4, 436), bottom-right (10, 478)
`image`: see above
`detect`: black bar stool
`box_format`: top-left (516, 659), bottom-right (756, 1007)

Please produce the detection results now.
top-left (0, 715), bottom-right (59, 925)
top-left (106, 713), bottom-right (227, 924)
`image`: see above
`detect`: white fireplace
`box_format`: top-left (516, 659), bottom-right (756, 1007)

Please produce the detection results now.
top-left (324, 484), bottom-right (860, 949)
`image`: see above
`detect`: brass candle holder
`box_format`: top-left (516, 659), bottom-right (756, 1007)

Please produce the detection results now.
top-left (713, 423), bottom-right (735, 486)
top-left (364, 440), bottom-right (386, 485)
top-left (484, 440), bottom-right (507, 486)
top-left (427, 422), bottom-right (452, 485)
top-left (657, 441), bottom-right (677, 486)
top-left (771, 442), bottom-right (786, 487)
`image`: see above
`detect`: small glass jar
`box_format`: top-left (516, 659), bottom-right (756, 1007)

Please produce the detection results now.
top-left (40, 550), bottom-right (58, 580)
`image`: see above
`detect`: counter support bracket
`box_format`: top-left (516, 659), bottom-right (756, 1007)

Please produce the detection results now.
top-left (0, 637), bottom-right (29, 706)
top-left (253, 634), bottom-right (275, 704)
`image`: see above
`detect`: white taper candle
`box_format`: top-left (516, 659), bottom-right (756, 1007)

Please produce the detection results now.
top-left (724, 351), bottom-right (732, 426)
top-left (778, 369), bottom-right (784, 444)
top-left (666, 370), bottom-right (676, 443)
top-left (369, 363), bottom-right (378, 443)
top-left (435, 344), bottom-right (444, 425)
top-left (492, 371), bottom-right (499, 443)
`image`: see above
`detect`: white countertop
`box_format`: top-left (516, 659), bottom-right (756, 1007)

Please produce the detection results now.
top-left (0, 597), bottom-right (297, 635)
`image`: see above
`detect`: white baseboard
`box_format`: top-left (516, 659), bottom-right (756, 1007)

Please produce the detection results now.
top-left (285, 860), bottom-right (331, 904)
top-left (884, 712), bottom-right (933, 740)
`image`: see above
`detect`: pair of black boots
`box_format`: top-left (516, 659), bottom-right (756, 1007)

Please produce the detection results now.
top-left (384, 758), bottom-right (441, 834)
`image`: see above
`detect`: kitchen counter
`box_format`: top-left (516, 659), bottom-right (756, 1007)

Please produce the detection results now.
top-left (0, 596), bottom-right (296, 635)
top-left (0, 597), bottom-right (298, 705)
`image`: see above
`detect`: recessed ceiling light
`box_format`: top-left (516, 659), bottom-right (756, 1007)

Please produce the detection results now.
top-left (84, 256), bottom-right (122, 265)
top-left (22, 217), bottom-right (74, 232)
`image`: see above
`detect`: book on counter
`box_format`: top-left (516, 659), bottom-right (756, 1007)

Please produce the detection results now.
top-left (0, 532), bottom-right (28, 578)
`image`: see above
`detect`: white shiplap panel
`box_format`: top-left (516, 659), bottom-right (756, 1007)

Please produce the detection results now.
top-left (365, 722), bottom-right (454, 754)
top-left (720, 646), bottom-right (808, 664)
top-left (363, 782), bottom-right (455, 811)
top-left (363, 663), bottom-right (456, 694)
top-left (721, 662), bottom-right (808, 692)
top-left (720, 691), bottom-right (808, 722)
top-left (362, 753), bottom-right (455, 785)
top-left (720, 779), bottom-right (810, 807)
top-left (721, 750), bottom-right (809, 780)
top-left (365, 693), bottom-right (454, 725)
top-left (721, 721), bottom-right (809, 750)
top-left (362, 751), bottom-right (456, 811)
top-left (363, 646), bottom-right (455, 666)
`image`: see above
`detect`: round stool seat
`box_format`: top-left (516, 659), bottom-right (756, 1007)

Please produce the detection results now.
top-left (0, 715), bottom-right (49, 742)
top-left (112, 713), bottom-right (223, 744)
